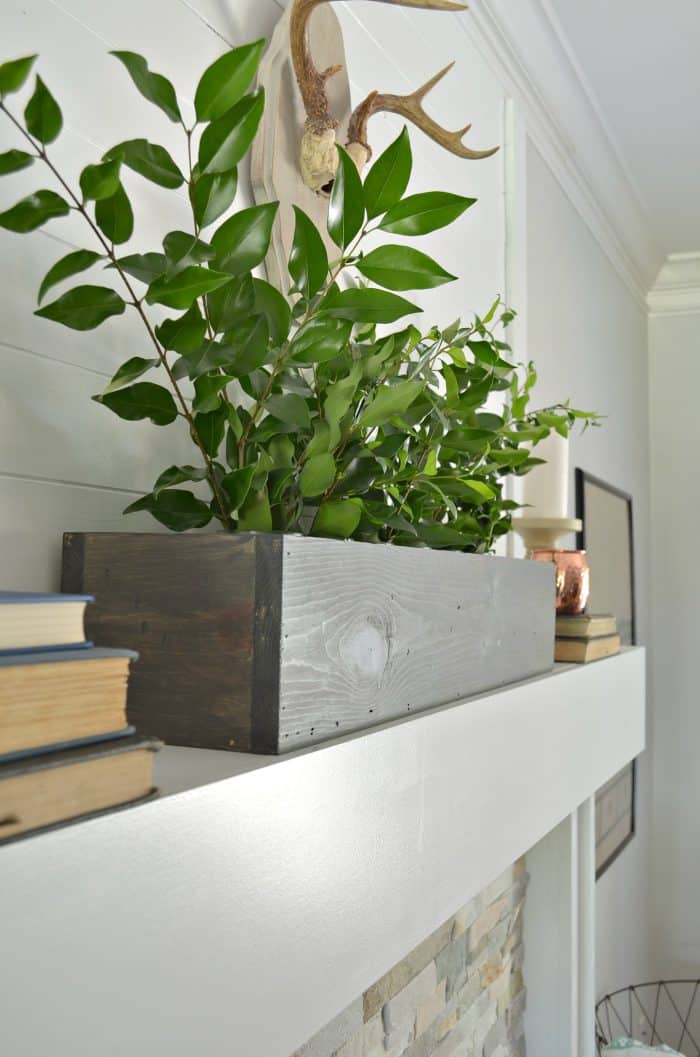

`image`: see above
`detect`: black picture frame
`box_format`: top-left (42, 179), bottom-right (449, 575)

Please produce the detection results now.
top-left (575, 469), bottom-right (637, 878)
top-left (575, 469), bottom-right (636, 646)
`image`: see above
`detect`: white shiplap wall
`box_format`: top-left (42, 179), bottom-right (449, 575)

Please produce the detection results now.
top-left (0, 0), bottom-right (505, 591)
top-left (0, 0), bottom-right (651, 1018)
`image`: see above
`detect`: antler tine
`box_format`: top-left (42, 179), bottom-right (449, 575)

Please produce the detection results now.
top-left (346, 63), bottom-right (499, 171)
top-left (290, 0), bottom-right (347, 192)
top-left (370, 0), bottom-right (467, 10)
top-left (290, 0), bottom-right (342, 132)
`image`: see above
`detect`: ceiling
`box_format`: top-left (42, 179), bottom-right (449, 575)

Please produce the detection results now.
top-left (549, 0), bottom-right (700, 256)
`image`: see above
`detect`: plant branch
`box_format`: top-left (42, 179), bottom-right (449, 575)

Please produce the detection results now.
top-left (0, 100), bottom-right (232, 528)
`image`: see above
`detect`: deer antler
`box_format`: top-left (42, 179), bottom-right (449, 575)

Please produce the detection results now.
top-left (290, 0), bottom-right (471, 193)
top-left (346, 63), bottom-right (500, 172)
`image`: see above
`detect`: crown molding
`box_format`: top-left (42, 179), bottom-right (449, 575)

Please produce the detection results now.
top-left (462, 0), bottom-right (663, 309)
top-left (647, 253), bottom-right (700, 317)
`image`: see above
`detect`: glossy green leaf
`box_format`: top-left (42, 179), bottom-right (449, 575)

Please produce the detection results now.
top-left (0, 55), bottom-right (37, 96)
top-left (191, 168), bottom-right (238, 229)
top-left (460, 478), bottom-right (496, 500)
top-left (146, 266), bottom-right (231, 310)
top-left (313, 498), bottom-right (362, 538)
top-left (124, 489), bottom-right (212, 531)
top-left (363, 126), bottom-right (412, 219)
top-left (288, 205), bottom-right (328, 299)
top-left (299, 452), bottom-right (335, 497)
top-left (155, 304), bottom-right (207, 353)
top-left (113, 252), bottom-right (167, 284)
top-left (0, 149), bottom-right (34, 175)
top-left (192, 373), bottom-right (231, 412)
top-left (94, 381), bottom-right (178, 425)
top-left (194, 404), bottom-right (227, 455)
top-left (153, 464), bottom-right (209, 495)
top-left (237, 486), bottom-right (272, 531)
top-left (0, 189), bottom-right (69, 232)
top-left (442, 427), bottom-right (495, 452)
top-left (321, 287), bottom-right (420, 324)
top-left (95, 182), bottom-right (134, 244)
top-left (265, 392), bottom-right (310, 429)
top-left (194, 40), bottom-right (265, 122)
top-left (24, 76), bottom-right (62, 144)
top-left (220, 464), bottom-right (255, 511)
top-left (327, 145), bottom-right (364, 249)
top-left (226, 315), bottom-right (270, 375)
top-left (208, 273), bottom-right (254, 332)
top-left (358, 378), bottom-right (423, 428)
top-left (110, 51), bottom-right (181, 123)
top-left (379, 191), bottom-right (476, 236)
top-left (323, 363), bottom-right (362, 437)
top-left (79, 156), bottom-right (122, 201)
top-left (38, 249), bottom-right (102, 303)
top-left (414, 523), bottom-right (466, 548)
top-left (289, 316), bottom-right (351, 364)
top-left (106, 139), bottom-right (183, 188)
top-left (102, 356), bottom-right (160, 394)
top-left (180, 339), bottom-right (239, 379)
top-left (162, 230), bottom-right (215, 271)
top-left (252, 277), bottom-right (291, 346)
top-left (211, 202), bottom-right (278, 275)
top-left (198, 89), bottom-right (264, 174)
top-left (36, 285), bottom-right (125, 330)
top-left (357, 244), bottom-right (456, 290)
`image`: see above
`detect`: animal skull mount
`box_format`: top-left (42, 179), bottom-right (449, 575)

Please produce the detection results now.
top-left (290, 0), bottom-right (500, 194)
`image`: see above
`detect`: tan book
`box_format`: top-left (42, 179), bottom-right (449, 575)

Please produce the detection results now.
top-left (0, 734), bottom-right (159, 843)
top-left (555, 613), bottom-right (617, 639)
top-left (555, 634), bottom-right (621, 663)
top-left (0, 591), bottom-right (92, 651)
top-left (0, 648), bottom-right (136, 756)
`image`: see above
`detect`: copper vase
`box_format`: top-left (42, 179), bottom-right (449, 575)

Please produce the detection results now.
top-left (531, 549), bottom-right (590, 615)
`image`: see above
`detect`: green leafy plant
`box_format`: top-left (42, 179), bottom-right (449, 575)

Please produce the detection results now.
top-left (0, 47), bottom-right (596, 549)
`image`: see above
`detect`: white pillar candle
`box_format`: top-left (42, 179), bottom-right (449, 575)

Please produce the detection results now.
top-left (521, 432), bottom-right (569, 519)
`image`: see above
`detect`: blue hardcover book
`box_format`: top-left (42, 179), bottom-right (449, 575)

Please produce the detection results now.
top-left (0, 590), bottom-right (94, 653)
top-left (0, 646), bottom-right (137, 667)
top-left (0, 647), bottom-right (139, 758)
top-left (0, 725), bottom-right (136, 764)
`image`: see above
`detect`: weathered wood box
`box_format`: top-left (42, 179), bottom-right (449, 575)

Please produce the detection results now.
top-left (61, 532), bottom-right (555, 754)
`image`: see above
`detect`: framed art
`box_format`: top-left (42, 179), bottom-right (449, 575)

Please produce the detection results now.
top-left (575, 469), bottom-right (636, 644)
top-left (594, 758), bottom-right (637, 878)
top-left (575, 469), bottom-right (637, 877)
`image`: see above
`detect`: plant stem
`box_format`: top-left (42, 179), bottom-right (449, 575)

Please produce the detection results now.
top-left (0, 100), bottom-right (232, 528)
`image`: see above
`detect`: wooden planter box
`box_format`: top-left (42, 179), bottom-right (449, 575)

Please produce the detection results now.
top-left (61, 532), bottom-right (555, 754)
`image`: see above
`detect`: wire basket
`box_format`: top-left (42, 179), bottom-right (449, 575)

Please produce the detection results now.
top-left (596, 981), bottom-right (700, 1055)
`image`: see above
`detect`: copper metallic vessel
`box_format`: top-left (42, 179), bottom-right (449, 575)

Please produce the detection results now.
top-left (531, 548), bottom-right (590, 615)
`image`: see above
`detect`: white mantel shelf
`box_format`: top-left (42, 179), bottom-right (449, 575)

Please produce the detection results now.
top-left (0, 649), bottom-right (645, 1057)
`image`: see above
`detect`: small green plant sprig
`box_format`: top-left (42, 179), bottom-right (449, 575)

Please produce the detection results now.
top-left (0, 46), bottom-right (596, 551)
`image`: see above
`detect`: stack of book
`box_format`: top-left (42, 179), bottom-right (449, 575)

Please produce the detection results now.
top-left (555, 612), bottom-right (621, 663)
top-left (0, 591), bottom-right (159, 844)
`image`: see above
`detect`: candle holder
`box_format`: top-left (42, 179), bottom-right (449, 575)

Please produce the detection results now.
top-left (531, 548), bottom-right (590, 615)
top-left (510, 516), bottom-right (582, 553)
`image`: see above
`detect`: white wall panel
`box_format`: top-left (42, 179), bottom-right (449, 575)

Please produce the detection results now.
top-left (0, 476), bottom-right (159, 591)
top-left (526, 141), bottom-right (652, 996)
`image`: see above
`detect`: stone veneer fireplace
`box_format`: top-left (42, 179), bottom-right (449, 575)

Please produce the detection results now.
top-left (293, 860), bottom-right (528, 1057)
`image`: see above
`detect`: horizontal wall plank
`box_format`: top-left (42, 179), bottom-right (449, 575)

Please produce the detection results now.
top-left (0, 342), bottom-right (193, 492)
top-left (178, 0), bottom-right (284, 44)
top-left (0, 475), bottom-right (160, 591)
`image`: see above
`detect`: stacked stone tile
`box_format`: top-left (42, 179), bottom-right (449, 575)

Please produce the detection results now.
top-left (293, 859), bottom-right (528, 1057)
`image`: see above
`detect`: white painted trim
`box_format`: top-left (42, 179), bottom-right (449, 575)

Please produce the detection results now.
top-left (462, 0), bottom-right (662, 307)
top-left (647, 252), bottom-right (700, 316)
top-left (0, 650), bottom-right (646, 1057)
top-left (577, 798), bottom-right (596, 1057)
